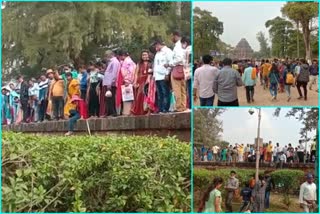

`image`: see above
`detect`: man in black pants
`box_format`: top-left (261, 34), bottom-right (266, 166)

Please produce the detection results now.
top-left (297, 140), bottom-right (305, 163)
top-left (17, 75), bottom-right (29, 123)
top-left (296, 59), bottom-right (310, 100)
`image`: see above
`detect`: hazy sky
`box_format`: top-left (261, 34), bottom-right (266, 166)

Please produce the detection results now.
top-left (194, 2), bottom-right (286, 51)
top-left (218, 108), bottom-right (316, 149)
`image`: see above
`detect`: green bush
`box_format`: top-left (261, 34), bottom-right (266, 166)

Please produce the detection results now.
top-left (2, 132), bottom-right (191, 212)
top-left (270, 169), bottom-right (305, 194)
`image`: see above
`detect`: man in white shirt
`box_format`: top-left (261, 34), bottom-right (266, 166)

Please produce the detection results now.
top-left (193, 55), bottom-right (219, 106)
top-left (170, 31), bottom-right (187, 112)
top-left (212, 145), bottom-right (219, 162)
top-left (153, 39), bottom-right (173, 113)
top-left (299, 173), bottom-right (317, 213)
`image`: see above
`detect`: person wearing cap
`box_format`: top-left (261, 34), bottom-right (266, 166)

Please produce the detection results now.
top-left (65, 95), bottom-right (88, 136)
top-left (64, 72), bottom-right (80, 118)
top-left (116, 49), bottom-right (136, 116)
top-left (170, 30), bottom-right (187, 112)
top-left (225, 170), bottom-right (239, 212)
top-left (152, 38), bottom-right (173, 113)
top-left (299, 173), bottom-right (317, 212)
top-left (213, 58), bottom-right (243, 106)
top-left (102, 50), bottom-right (120, 117)
top-left (242, 61), bottom-right (257, 103)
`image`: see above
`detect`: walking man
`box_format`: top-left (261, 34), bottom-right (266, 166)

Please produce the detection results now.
top-left (242, 62), bottom-right (256, 103)
top-left (299, 173), bottom-right (317, 213)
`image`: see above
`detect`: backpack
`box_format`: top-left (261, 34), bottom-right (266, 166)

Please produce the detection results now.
top-left (251, 67), bottom-right (257, 80)
top-left (286, 73), bottom-right (294, 85)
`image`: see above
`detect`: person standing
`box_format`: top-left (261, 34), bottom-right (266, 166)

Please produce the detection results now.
top-left (296, 59), bottom-right (310, 100)
top-left (299, 173), bottom-right (317, 213)
top-left (49, 71), bottom-right (65, 120)
top-left (103, 50), bottom-right (120, 117)
top-left (213, 58), bottom-right (243, 106)
top-left (78, 65), bottom-right (88, 100)
top-left (198, 177), bottom-right (224, 213)
top-left (38, 75), bottom-right (49, 122)
top-left (28, 79), bottom-right (40, 122)
top-left (193, 55), bottom-right (218, 106)
top-left (297, 140), bottom-right (305, 163)
top-left (153, 39), bottom-right (173, 114)
top-left (181, 36), bottom-right (192, 109)
top-left (17, 75), bottom-right (29, 123)
top-left (308, 60), bottom-right (318, 91)
top-left (310, 141), bottom-right (316, 163)
top-left (239, 182), bottom-right (252, 212)
top-left (225, 170), bottom-right (239, 212)
top-left (170, 30), bottom-right (187, 112)
top-left (266, 141), bottom-right (273, 163)
top-left (87, 63), bottom-right (103, 117)
top-left (131, 50), bottom-right (153, 115)
top-left (242, 62), bottom-right (256, 103)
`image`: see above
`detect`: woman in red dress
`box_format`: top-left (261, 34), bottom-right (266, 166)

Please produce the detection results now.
top-left (131, 50), bottom-right (153, 115)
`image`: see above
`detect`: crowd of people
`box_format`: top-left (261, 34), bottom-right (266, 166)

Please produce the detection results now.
top-left (198, 170), bottom-right (317, 213)
top-left (193, 56), bottom-right (318, 106)
top-left (1, 31), bottom-right (191, 135)
top-left (195, 140), bottom-right (316, 166)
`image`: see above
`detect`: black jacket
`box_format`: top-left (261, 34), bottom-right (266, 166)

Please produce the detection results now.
top-left (20, 81), bottom-right (29, 101)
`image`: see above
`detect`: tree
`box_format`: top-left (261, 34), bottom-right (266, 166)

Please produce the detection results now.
top-left (2, 2), bottom-right (190, 80)
top-left (193, 7), bottom-right (223, 59)
top-left (193, 109), bottom-right (226, 148)
top-left (256, 31), bottom-right (270, 58)
top-left (273, 108), bottom-right (318, 141)
top-left (265, 16), bottom-right (293, 58)
top-left (282, 2), bottom-right (318, 61)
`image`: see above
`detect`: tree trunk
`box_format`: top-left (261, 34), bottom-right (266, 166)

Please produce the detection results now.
top-left (301, 20), bottom-right (311, 62)
top-left (296, 21), bottom-right (299, 58)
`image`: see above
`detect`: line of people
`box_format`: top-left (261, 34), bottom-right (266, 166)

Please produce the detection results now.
top-left (2, 31), bottom-right (192, 135)
top-left (193, 56), bottom-right (318, 106)
top-left (195, 140), bottom-right (316, 165)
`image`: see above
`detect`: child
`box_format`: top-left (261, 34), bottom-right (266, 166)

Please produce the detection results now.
top-left (240, 182), bottom-right (252, 212)
top-left (65, 95), bottom-right (88, 136)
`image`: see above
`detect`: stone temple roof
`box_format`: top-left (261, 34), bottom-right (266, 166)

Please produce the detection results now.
top-left (233, 38), bottom-right (254, 59)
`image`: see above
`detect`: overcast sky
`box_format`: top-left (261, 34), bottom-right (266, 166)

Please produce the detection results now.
top-left (218, 108), bottom-right (316, 149)
top-left (193, 1), bottom-right (286, 51)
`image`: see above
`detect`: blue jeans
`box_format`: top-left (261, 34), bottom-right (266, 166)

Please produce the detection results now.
top-left (269, 83), bottom-right (278, 97)
top-left (200, 95), bottom-right (214, 106)
top-left (68, 110), bottom-right (80, 132)
top-left (156, 80), bottom-right (170, 112)
top-left (265, 191), bottom-right (270, 209)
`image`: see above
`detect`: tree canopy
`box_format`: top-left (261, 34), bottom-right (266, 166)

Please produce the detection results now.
top-left (2, 2), bottom-right (190, 80)
top-left (193, 108), bottom-right (227, 148)
top-left (193, 7), bottom-right (223, 59)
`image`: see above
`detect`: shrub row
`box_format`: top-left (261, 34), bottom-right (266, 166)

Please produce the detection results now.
top-left (2, 132), bottom-right (191, 212)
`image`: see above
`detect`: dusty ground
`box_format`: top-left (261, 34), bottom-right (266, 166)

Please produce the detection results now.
top-left (194, 79), bottom-right (318, 107)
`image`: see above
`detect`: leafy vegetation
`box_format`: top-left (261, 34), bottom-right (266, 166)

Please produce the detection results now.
top-left (2, 2), bottom-right (190, 80)
top-left (2, 132), bottom-right (191, 212)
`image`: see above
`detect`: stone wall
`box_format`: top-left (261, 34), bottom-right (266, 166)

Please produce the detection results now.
top-left (3, 112), bottom-right (191, 142)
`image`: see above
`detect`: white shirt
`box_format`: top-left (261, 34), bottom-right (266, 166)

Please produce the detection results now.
top-left (153, 46), bottom-right (173, 81)
top-left (279, 154), bottom-right (287, 162)
top-left (28, 83), bottom-right (39, 99)
top-left (298, 143), bottom-right (305, 152)
top-left (299, 182), bottom-right (317, 205)
top-left (172, 40), bottom-right (184, 66)
top-left (193, 64), bottom-right (219, 98)
top-left (276, 146), bottom-right (282, 153)
top-left (212, 146), bottom-right (219, 154)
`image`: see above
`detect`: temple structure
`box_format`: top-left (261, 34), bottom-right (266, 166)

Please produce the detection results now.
top-left (233, 38), bottom-right (254, 59)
